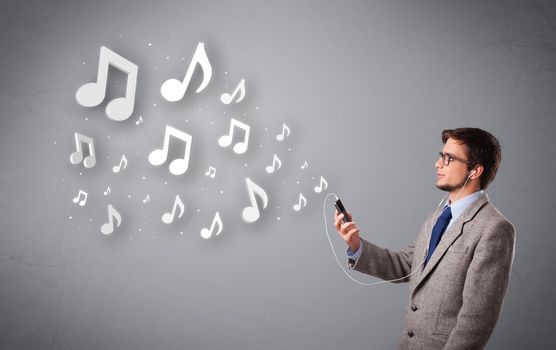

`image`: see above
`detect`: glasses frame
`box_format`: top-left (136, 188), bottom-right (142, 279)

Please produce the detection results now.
top-left (438, 152), bottom-right (472, 166)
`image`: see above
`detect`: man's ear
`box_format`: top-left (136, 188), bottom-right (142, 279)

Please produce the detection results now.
top-left (470, 165), bottom-right (484, 179)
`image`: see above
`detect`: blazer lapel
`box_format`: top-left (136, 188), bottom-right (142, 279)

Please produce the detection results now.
top-left (413, 193), bottom-right (490, 291)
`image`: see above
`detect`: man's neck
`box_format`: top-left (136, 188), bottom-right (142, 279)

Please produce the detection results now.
top-left (449, 185), bottom-right (481, 204)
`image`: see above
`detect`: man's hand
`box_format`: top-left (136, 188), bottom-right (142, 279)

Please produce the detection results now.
top-left (334, 210), bottom-right (361, 252)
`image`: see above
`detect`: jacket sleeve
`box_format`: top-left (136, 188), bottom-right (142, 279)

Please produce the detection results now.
top-left (443, 220), bottom-right (516, 349)
top-left (349, 238), bottom-right (415, 283)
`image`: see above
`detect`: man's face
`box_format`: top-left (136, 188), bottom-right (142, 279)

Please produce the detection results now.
top-left (436, 138), bottom-right (470, 192)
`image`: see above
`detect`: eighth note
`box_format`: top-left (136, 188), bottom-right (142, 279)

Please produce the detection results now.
top-left (265, 154), bottom-right (282, 174)
top-left (142, 194), bottom-right (150, 203)
top-left (112, 154), bottom-right (128, 173)
top-left (162, 194), bottom-right (185, 224)
top-left (293, 193), bottom-right (307, 211)
top-left (161, 41), bottom-right (212, 102)
top-left (101, 204), bottom-right (122, 235)
top-left (103, 186), bottom-right (111, 196)
top-left (276, 123), bottom-right (291, 141)
top-left (135, 116), bottom-right (143, 125)
top-left (204, 166), bottom-right (216, 178)
top-left (314, 176), bottom-right (328, 193)
top-left (301, 161), bottom-right (308, 169)
top-left (242, 178), bottom-right (268, 223)
top-left (200, 212), bottom-right (223, 239)
top-left (70, 133), bottom-right (96, 168)
top-left (76, 46), bottom-right (138, 122)
top-left (72, 190), bottom-right (88, 206)
top-left (220, 79), bottom-right (246, 104)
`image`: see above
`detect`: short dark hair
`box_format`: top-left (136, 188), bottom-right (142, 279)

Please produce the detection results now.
top-left (441, 128), bottom-right (501, 190)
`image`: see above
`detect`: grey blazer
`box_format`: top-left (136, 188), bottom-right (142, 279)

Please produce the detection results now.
top-left (349, 193), bottom-right (515, 349)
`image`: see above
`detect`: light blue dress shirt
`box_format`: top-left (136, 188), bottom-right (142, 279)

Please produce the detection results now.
top-left (347, 190), bottom-right (484, 260)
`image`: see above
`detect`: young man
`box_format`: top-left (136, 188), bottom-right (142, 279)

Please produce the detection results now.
top-left (335, 128), bottom-right (515, 349)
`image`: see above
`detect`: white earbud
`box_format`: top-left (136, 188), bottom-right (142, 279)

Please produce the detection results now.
top-left (468, 170), bottom-right (476, 178)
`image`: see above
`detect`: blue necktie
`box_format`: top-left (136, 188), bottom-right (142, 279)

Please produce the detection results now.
top-left (425, 206), bottom-right (452, 265)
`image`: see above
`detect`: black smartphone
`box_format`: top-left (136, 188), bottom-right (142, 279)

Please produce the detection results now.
top-left (334, 198), bottom-right (350, 223)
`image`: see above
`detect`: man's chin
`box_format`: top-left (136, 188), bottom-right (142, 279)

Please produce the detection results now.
top-left (436, 183), bottom-right (455, 192)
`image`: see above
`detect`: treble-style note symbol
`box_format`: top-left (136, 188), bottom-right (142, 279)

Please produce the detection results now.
top-left (301, 161), bottom-right (308, 169)
top-left (276, 123), bottom-right (291, 141)
top-left (101, 204), bottom-right (122, 235)
top-left (76, 46), bottom-right (138, 121)
top-left (220, 79), bottom-right (246, 104)
top-left (161, 42), bottom-right (212, 102)
top-left (200, 212), bottom-right (223, 239)
top-left (162, 195), bottom-right (185, 224)
top-left (112, 154), bottom-right (128, 173)
top-left (72, 190), bottom-right (88, 206)
top-left (265, 154), bottom-right (282, 174)
top-left (70, 133), bottom-right (96, 168)
top-left (204, 166), bottom-right (216, 178)
top-left (103, 186), bottom-right (111, 196)
top-left (135, 116), bottom-right (143, 125)
top-left (142, 194), bottom-right (150, 203)
top-left (218, 118), bottom-right (250, 155)
top-left (293, 193), bottom-right (307, 211)
top-left (314, 176), bottom-right (328, 193)
top-left (149, 125), bottom-right (193, 175)
top-left (242, 178), bottom-right (268, 223)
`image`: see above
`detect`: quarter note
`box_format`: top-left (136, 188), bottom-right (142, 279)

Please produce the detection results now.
top-left (220, 79), bottom-right (246, 104)
top-left (242, 178), bottom-right (268, 223)
top-left (101, 204), bottom-right (122, 235)
top-left (265, 154), bottom-right (282, 174)
top-left (149, 125), bottom-right (193, 175)
top-left (161, 42), bottom-right (212, 102)
top-left (204, 166), bottom-right (216, 178)
top-left (162, 195), bottom-right (185, 224)
top-left (293, 193), bottom-right (307, 211)
top-left (218, 118), bottom-right (250, 154)
top-left (76, 46), bottom-right (138, 121)
top-left (70, 133), bottom-right (96, 168)
top-left (112, 154), bottom-right (128, 173)
top-left (276, 123), bottom-right (290, 141)
top-left (314, 176), bottom-right (328, 193)
top-left (200, 212), bottom-right (223, 239)
top-left (72, 190), bottom-right (88, 206)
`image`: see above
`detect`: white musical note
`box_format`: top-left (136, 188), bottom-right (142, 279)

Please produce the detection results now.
top-left (135, 116), bottom-right (143, 125)
top-left (162, 195), bottom-right (185, 224)
top-left (76, 46), bottom-right (138, 121)
top-left (101, 204), bottom-right (122, 235)
top-left (103, 186), bottom-right (111, 196)
top-left (142, 194), bottom-right (150, 203)
top-left (242, 178), bottom-right (268, 223)
top-left (314, 176), bottom-right (328, 193)
top-left (149, 125), bottom-right (193, 175)
top-left (293, 193), bottom-right (307, 211)
top-left (70, 133), bottom-right (96, 168)
top-left (160, 42), bottom-right (212, 102)
top-left (205, 166), bottom-right (216, 178)
top-left (220, 79), bottom-right (246, 104)
top-left (301, 161), bottom-right (308, 169)
top-left (112, 154), bottom-right (128, 173)
top-left (265, 154), bottom-right (282, 174)
top-left (72, 190), bottom-right (88, 206)
top-left (200, 212), bottom-right (223, 239)
top-left (218, 118), bottom-right (250, 154)
top-left (276, 123), bottom-right (290, 141)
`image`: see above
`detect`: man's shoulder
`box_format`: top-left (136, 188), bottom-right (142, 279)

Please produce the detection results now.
top-left (473, 200), bottom-right (516, 238)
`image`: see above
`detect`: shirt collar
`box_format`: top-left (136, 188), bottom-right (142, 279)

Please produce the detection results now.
top-left (447, 190), bottom-right (484, 223)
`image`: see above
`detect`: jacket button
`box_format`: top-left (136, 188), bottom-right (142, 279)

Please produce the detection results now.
top-left (411, 304), bottom-right (418, 312)
top-left (408, 330), bottom-right (414, 337)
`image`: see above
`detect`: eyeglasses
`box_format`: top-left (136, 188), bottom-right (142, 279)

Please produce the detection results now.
top-left (438, 152), bottom-right (471, 166)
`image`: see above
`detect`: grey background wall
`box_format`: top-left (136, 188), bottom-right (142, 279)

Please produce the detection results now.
top-left (1, 0), bottom-right (555, 349)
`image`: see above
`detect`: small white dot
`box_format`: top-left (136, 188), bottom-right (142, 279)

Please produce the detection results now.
top-left (107, 135), bottom-right (111, 139)
top-left (138, 228), bottom-right (142, 232)
top-left (180, 231), bottom-right (184, 235)
top-left (89, 218), bottom-right (92, 222)
top-left (142, 176), bottom-right (146, 180)
top-left (197, 209), bottom-right (200, 213)
top-left (264, 128), bottom-right (268, 131)
top-left (182, 57), bottom-right (185, 60)
top-left (244, 163), bottom-right (248, 167)
top-left (259, 145), bottom-right (263, 148)
top-left (185, 119), bottom-right (189, 123)
top-left (201, 187), bottom-right (205, 191)
top-left (297, 181), bottom-right (300, 184)
top-left (69, 216), bottom-right (72, 220)
top-left (82, 62), bottom-right (86, 65)
top-left (220, 190), bottom-right (224, 194)
top-left (288, 148), bottom-right (292, 152)
top-left (61, 179), bottom-right (65, 183)
top-left (53, 141), bottom-right (57, 145)
top-left (164, 181), bottom-right (168, 185)
top-left (224, 71), bottom-right (228, 75)
top-left (130, 236), bottom-right (134, 240)
top-left (148, 42), bottom-right (152, 46)
top-left (153, 103), bottom-right (157, 107)
top-left (198, 108), bottom-right (202, 112)
top-left (256, 106), bottom-right (260, 110)
top-left (128, 195), bottom-right (131, 199)
top-left (277, 217), bottom-right (281, 221)
top-left (85, 117), bottom-right (88, 121)
top-left (154, 66), bottom-right (158, 70)
top-left (210, 121), bottom-right (214, 125)
top-left (79, 172), bottom-right (82, 176)
top-left (166, 56), bottom-right (170, 60)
